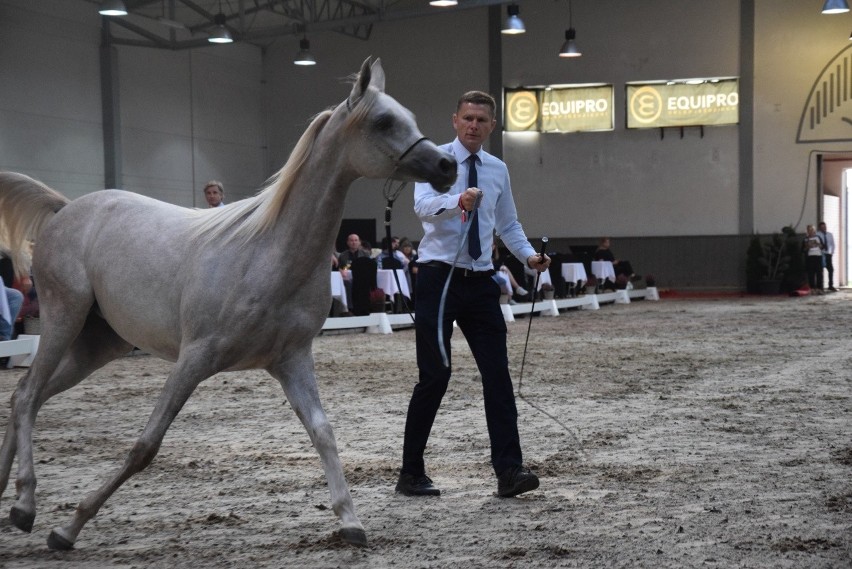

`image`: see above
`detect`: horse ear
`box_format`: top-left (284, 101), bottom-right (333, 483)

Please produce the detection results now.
top-left (369, 58), bottom-right (385, 92)
top-left (348, 57), bottom-right (373, 109)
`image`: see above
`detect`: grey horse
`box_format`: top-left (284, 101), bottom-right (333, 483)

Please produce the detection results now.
top-left (0, 57), bottom-right (456, 550)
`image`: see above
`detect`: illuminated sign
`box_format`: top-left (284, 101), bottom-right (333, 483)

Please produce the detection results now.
top-left (504, 85), bottom-right (613, 133)
top-left (626, 79), bottom-right (739, 128)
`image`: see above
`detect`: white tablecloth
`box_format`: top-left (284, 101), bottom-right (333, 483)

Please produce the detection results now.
top-left (591, 261), bottom-right (616, 282)
top-left (534, 268), bottom-right (552, 291)
top-left (377, 269), bottom-right (410, 299)
top-left (561, 263), bottom-right (588, 283)
top-left (330, 272), bottom-right (348, 308)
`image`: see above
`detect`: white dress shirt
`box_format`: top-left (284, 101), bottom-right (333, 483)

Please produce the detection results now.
top-left (413, 138), bottom-right (536, 271)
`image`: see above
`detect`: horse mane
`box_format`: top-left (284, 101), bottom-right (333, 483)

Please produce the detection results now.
top-left (0, 171), bottom-right (70, 277)
top-left (188, 108), bottom-right (335, 244)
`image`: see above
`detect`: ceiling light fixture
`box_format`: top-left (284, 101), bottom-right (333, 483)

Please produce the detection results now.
top-left (294, 37), bottom-right (317, 66)
top-left (501, 3), bottom-right (526, 35)
top-left (822, 0), bottom-right (850, 13)
top-left (429, 1), bottom-right (458, 7)
top-left (558, 0), bottom-right (581, 58)
top-left (208, 12), bottom-right (233, 43)
top-left (98, 0), bottom-right (128, 16)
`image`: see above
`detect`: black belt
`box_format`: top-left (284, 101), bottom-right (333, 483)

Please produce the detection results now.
top-left (422, 261), bottom-right (495, 278)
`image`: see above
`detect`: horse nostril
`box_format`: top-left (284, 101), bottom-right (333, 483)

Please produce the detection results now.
top-left (440, 158), bottom-right (456, 176)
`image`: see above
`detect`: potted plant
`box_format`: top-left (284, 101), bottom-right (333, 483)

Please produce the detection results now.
top-left (751, 230), bottom-right (791, 295)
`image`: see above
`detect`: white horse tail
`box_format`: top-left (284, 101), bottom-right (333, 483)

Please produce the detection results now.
top-left (0, 171), bottom-right (70, 278)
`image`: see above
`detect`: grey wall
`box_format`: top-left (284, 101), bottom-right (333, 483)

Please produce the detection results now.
top-left (2, 0), bottom-right (851, 289)
top-left (0, 0), bottom-right (266, 206)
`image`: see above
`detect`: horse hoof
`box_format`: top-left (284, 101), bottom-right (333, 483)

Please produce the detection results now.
top-left (339, 527), bottom-right (367, 547)
top-left (9, 506), bottom-right (34, 533)
top-left (47, 529), bottom-right (75, 550)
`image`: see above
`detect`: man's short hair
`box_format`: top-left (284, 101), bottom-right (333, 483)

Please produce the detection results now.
top-left (457, 91), bottom-right (496, 117)
top-left (203, 180), bottom-right (224, 194)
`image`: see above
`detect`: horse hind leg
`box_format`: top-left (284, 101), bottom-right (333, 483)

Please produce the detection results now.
top-left (47, 350), bottom-right (211, 550)
top-left (1, 313), bottom-right (132, 535)
top-left (269, 349), bottom-right (366, 547)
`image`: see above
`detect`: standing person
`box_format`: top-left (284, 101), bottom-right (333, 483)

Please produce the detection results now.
top-left (817, 221), bottom-right (837, 292)
top-left (396, 91), bottom-right (550, 498)
top-left (202, 180), bottom-right (225, 208)
top-left (802, 224), bottom-right (824, 294)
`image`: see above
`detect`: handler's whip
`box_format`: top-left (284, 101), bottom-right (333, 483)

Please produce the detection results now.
top-left (515, 236), bottom-right (588, 459)
top-left (517, 236), bottom-right (548, 392)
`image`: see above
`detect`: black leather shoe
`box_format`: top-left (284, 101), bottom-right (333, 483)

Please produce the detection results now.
top-left (497, 465), bottom-right (539, 498)
top-left (395, 473), bottom-right (441, 496)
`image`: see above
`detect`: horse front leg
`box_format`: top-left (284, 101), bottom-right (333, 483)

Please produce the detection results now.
top-left (47, 349), bottom-right (211, 550)
top-left (269, 348), bottom-right (366, 547)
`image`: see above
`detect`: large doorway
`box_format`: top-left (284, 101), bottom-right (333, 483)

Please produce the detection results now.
top-left (819, 155), bottom-right (851, 288)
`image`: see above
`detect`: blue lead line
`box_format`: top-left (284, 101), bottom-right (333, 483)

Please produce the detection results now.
top-left (437, 208), bottom-right (479, 369)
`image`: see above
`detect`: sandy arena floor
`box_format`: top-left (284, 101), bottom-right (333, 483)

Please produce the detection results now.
top-left (0, 291), bottom-right (850, 568)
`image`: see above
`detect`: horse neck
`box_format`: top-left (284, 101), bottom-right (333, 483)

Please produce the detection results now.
top-left (269, 118), bottom-right (357, 265)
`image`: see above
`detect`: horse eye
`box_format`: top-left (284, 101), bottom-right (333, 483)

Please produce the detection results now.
top-left (374, 114), bottom-right (394, 131)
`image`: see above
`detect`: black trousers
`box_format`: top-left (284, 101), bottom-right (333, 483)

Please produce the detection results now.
top-left (824, 254), bottom-right (834, 288)
top-left (400, 263), bottom-right (523, 477)
top-left (806, 255), bottom-right (822, 289)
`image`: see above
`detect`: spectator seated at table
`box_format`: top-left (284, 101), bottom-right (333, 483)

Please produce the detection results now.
top-left (378, 236), bottom-right (407, 270)
top-left (336, 234), bottom-right (373, 313)
top-left (593, 237), bottom-right (638, 290)
top-left (492, 243), bottom-right (528, 302)
top-left (398, 237), bottom-right (419, 306)
top-left (1, 248), bottom-right (25, 343)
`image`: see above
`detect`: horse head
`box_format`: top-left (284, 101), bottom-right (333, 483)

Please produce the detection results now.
top-left (344, 57), bottom-right (456, 192)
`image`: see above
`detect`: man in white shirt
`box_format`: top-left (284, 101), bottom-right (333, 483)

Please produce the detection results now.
top-left (396, 91), bottom-right (550, 499)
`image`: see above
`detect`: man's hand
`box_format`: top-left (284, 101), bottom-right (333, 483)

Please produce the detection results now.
top-left (459, 188), bottom-right (482, 212)
top-left (527, 253), bottom-right (551, 272)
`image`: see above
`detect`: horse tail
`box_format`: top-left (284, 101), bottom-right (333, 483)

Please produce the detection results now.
top-left (0, 171), bottom-right (70, 278)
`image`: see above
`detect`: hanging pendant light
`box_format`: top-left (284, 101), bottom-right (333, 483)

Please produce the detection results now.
top-left (98, 0), bottom-right (128, 16)
top-left (208, 12), bottom-right (233, 43)
top-left (822, 0), bottom-right (850, 14)
top-left (559, 28), bottom-right (582, 58)
top-left (501, 4), bottom-right (526, 35)
top-left (294, 37), bottom-right (317, 66)
top-left (558, 0), bottom-right (582, 58)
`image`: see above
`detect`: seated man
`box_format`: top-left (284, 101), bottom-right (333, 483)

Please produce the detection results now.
top-left (593, 237), bottom-right (636, 290)
top-left (337, 233), bottom-right (372, 313)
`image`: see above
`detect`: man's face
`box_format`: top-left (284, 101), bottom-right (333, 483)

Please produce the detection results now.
top-left (347, 235), bottom-right (361, 251)
top-left (453, 102), bottom-right (496, 154)
top-left (204, 186), bottom-right (223, 207)
top-left (818, 223), bottom-right (827, 232)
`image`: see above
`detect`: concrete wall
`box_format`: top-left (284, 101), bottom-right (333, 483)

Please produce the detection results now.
top-left (0, 0), bottom-right (266, 206)
top-left (2, 0), bottom-right (850, 288)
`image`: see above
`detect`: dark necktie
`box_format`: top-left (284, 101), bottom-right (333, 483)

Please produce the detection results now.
top-left (467, 155), bottom-right (481, 260)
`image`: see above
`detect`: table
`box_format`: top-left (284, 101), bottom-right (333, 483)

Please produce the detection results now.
top-left (377, 269), bottom-right (410, 299)
top-left (330, 272), bottom-right (348, 309)
top-left (561, 263), bottom-right (588, 284)
top-left (591, 261), bottom-right (616, 282)
top-left (534, 268), bottom-right (552, 291)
